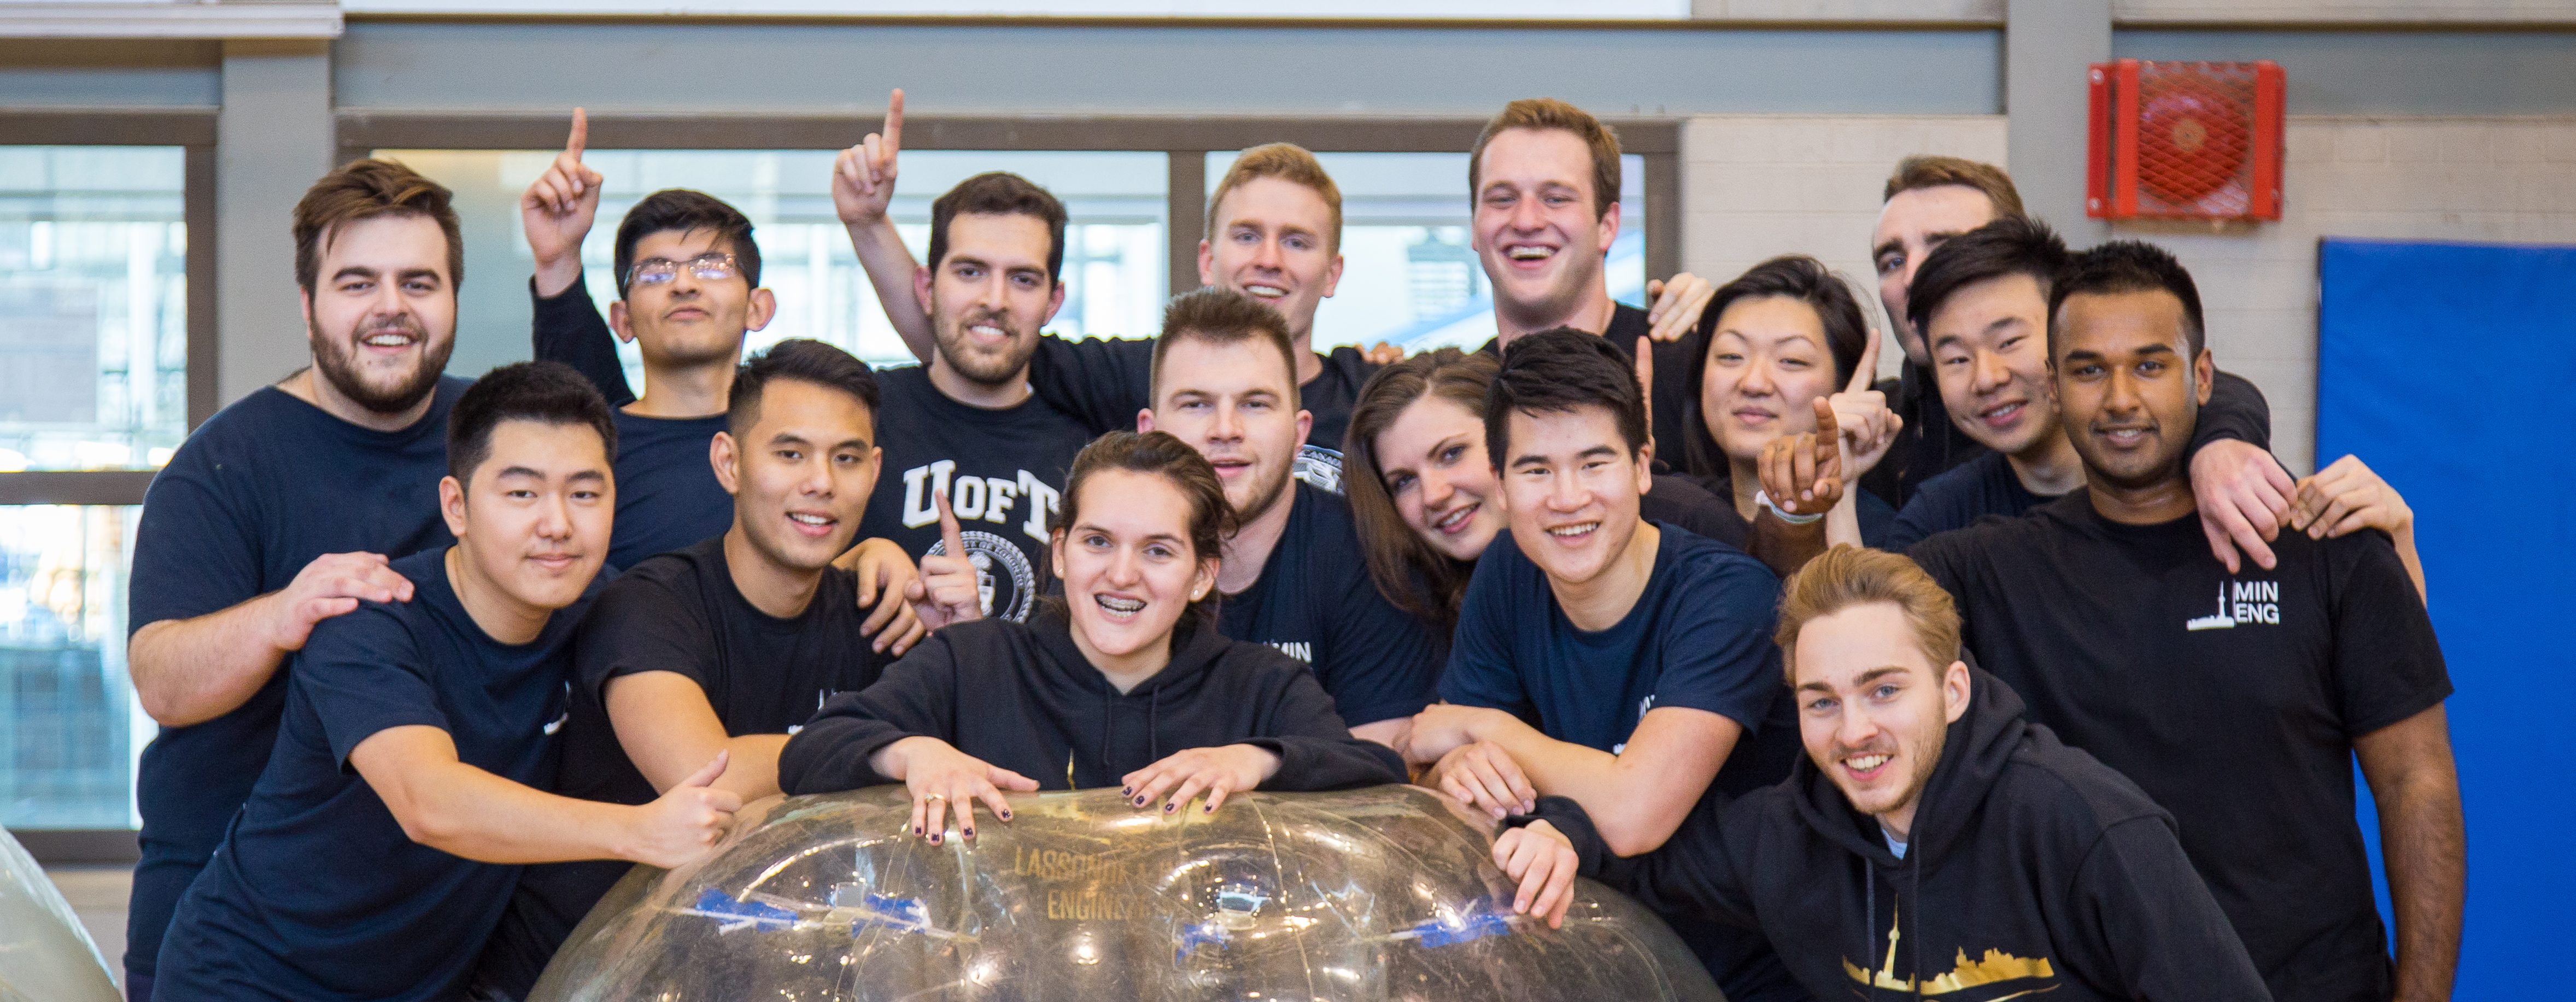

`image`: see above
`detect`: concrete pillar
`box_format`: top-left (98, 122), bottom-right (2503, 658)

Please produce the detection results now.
top-left (2005, 0), bottom-right (2110, 241)
top-left (216, 39), bottom-right (334, 406)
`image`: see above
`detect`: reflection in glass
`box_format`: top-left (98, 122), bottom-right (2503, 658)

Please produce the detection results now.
top-left (0, 506), bottom-right (143, 830)
top-left (1206, 151), bottom-right (1648, 355)
top-left (378, 149), bottom-right (1167, 381)
top-left (535, 786), bottom-right (1720, 1002)
top-left (0, 147), bottom-right (189, 471)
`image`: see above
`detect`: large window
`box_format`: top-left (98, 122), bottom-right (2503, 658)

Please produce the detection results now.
top-left (0, 147), bottom-right (189, 472)
top-left (1209, 151), bottom-right (1648, 354)
top-left (0, 137), bottom-right (200, 838)
top-left (0, 507), bottom-right (140, 829)
top-left (380, 148), bottom-right (1170, 382)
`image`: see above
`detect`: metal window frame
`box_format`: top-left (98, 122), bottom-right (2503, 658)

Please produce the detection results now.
top-left (2, 109), bottom-right (216, 861)
top-left (335, 111), bottom-right (1684, 296)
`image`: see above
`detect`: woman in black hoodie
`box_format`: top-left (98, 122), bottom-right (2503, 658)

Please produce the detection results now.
top-left (1492, 547), bottom-right (2265, 1001)
top-left (780, 431), bottom-right (1406, 843)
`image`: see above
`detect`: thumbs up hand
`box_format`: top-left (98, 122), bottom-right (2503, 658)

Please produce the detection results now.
top-left (905, 489), bottom-right (983, 631)
top-left (523, 108), bottom-right (605, 296)
top-left (629, 750), bottom-right (741, 869)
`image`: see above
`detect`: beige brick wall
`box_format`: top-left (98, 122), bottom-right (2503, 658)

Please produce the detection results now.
top-left (1679, 114), bottom-right (2010, 384)
top-left (1680, 113), bottom-right (2576, 477)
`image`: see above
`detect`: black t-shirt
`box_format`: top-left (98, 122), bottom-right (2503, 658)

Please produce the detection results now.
top-left (528, 277), bottom-right (735, 572)
top-left (1215, 482), bottom-right (1441, 726)
top-left (480, 536), bottom-right (894, 997)
top-left (1885, 450), bottom-right (2050, 550)
top-left (1022, 333), bottom-right (1374, 494)
top-left (122, 377), bottom-right (467, 983)
top-left (859, 365), bottom-right (1093, 622)
top-left (1908, 491), bottom-right (2451, 1002)
top-left (154, 548), bottom-right (594, 1002)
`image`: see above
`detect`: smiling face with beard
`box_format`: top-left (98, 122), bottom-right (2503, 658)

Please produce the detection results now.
top-left (918, 213), bottom-right (1062, 394)
top-left (301, 213), bottom-right (459, 417)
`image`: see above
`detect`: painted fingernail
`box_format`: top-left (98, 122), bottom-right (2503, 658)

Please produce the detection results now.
top-left (998, 809), bottom-right (1012, 821)
top-left (1163, 803), bottom-right (1176, 814)
top-left (1134, 795), bottom-right (1148, 807)
top-left (929, 833), bottom-right (941, 844)
top-left (1121, 786), bottom-right (1132, 796)
top-left (1203, 804), bottom-right (1215, 814)
top-left (912, 826), bottom-right (922, 836)
top-left (962, 828), bottom-right (974, 839)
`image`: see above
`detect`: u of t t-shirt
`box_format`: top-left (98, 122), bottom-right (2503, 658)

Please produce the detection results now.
top-left (1215, 482), bottom-right (1441, 726)
top-left (1018, 333), bottom-right (1379, 493)
top-left (477, 535), bottom-right (895, 997)
top-left (151, 547), bottom-right (598, 1002)
top-left (1907, 491), bottom-right (2450, 1002)
top-left (858, 365), bottom-right (1093, 622)
top-left (531, 277), bottom-right (735, 570)
top-left (122, 376), bottom-right (469, 987)
top-left (1439, 521), bottom-right (1805, 1001)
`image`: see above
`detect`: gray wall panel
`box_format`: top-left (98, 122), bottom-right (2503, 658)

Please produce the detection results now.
top-left (333, 21), bottom-right (2003, 118)
top-left (2115, 28), bottom-right (2576, 115)
top-left (0, 40), bottom-right (220, 108)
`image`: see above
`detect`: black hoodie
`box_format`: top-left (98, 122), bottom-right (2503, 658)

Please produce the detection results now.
top-left (780, 607), bottom-right (1407, 795)
top-left (1531, 670), bottom-right (2267, 1002)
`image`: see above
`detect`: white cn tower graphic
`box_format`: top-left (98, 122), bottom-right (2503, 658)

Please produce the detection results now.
top-left (2185, 582), bottom-right (2237, 631)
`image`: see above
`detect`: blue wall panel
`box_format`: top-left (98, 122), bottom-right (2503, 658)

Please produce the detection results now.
top-left (2316, 237), bottom-right (2576, 999)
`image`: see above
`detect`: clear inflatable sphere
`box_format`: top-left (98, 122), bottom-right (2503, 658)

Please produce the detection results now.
top-left (0, 828), bottom-right (121, 1002)
top-left (532, 784), bottom-right (1724, 1002)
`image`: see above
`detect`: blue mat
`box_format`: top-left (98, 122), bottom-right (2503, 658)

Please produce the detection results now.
top-left (2317, 237), bottom-right (2576, 999)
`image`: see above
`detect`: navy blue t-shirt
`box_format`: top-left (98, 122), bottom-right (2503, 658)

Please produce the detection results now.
top-left (1884, 449), bottom-right (2051, 551)
top-left (153, 547), bottom-right (599, 1002)
top-left (1439, 521), bottom-right (1804, 1001)
top-left (1440, 521), bottom-right (1794, 797)
top-left (1216, 482), bottom-right (1440, 726)
top-left (528, 276), bottom-right (735, 571)
top-left (123, 377), bottom-right (468, 986)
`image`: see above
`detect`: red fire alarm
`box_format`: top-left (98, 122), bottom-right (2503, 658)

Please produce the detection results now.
top-left (2087, 59), bottom-right (2284, 221)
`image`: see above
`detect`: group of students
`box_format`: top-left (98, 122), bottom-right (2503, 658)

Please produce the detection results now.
top-left (111, 89), bottom-right (2461, 1002)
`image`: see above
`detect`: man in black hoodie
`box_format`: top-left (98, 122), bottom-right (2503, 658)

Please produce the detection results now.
top-left (1497, 546), bottom-right (2267, 1002)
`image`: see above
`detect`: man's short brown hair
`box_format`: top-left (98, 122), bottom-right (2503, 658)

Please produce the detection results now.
top-left (292, 158), bottom-right (463, 293)
top-left (929, 171), bottom-right (1068, 286)
top-left (1882, 155), bottom-right (2024, 218)
top-left (1775, 546), bottom-right (1963, 684)
top-left (1208, 143), bottom-right (1343, 254)
top-left (1470, 98), bottom-right (1622, 219)
top-left (1151, 286), bottom-right (1299, 407)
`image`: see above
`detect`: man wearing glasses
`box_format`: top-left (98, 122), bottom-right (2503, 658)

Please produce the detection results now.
top-left (518, 112), bottom-right (924, 650)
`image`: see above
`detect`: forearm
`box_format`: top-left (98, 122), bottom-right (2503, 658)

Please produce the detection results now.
top-left (635, 734), bottom-right (787, 802)
top-left (777, 716), bottom-right (910, 795)
top-left (1470, 720), bottom-right (1690, 855)
top-left (845, 216), bottom-right (934, 362)
top-left (128, 601), bottom-right (288, 727)
top-left (2378, 769), bottom-right (2466, 1001)
top-left (1747, 512), bottom-right (1830, 578)
top-left (2194, 369), bottom-right (2274, 452)
top-left (534, 250), bottom-right (582, 298)
top-left (391, 758), bottom-right (648, 865)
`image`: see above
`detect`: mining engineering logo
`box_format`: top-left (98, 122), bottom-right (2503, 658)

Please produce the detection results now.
top-left (2185, 579), bottom-right (2281, 631)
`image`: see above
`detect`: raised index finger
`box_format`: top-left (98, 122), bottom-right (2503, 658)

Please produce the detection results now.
top-left (1811, 396), bottom-right (1842, 449)
top-left (881, 89), bottom-right (904, 159)
top-left (1847, 332), bottom-right (1882, 395)
top-left (935, 489), bottom-right (965, 561)
top-left (565, 107), bottom-right (588, 160)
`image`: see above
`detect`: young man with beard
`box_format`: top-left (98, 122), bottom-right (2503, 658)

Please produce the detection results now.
top-left (1399, 330), bottom-right (1803, 1002)
top-left (1766, 243), bottom-right (2464, 1002)
top-left (1134, 288), bottom-right (1441, 747)
top-left (153, 363), bottom-right (740, 1002)
top-left (1847, 157), bottom-right (2296, 576)
top-left (1881, 218), bottom-right (2427, 596)
top-left (518, 113), bottom-right (923, 651)
top-left (1493, 546), bottom-right (2269, 1002)
top-left (472, 340), bottom-right (976, 999)
top-left (852, 169), bottom-right (1096, 622)
top-left (120, 160), bottom-right (471, 1001)
top-left (834, 92), bottom-right (1717, 488)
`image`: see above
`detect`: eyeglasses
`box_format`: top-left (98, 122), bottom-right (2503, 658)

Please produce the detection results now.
top-left (623, 252), bottom-right (741, 289)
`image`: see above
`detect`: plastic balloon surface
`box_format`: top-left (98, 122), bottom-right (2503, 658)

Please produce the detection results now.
top-left (531, 784), bottom-right (1725, 1002)
top-left (0, 827), bottom-right (121, 1002)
